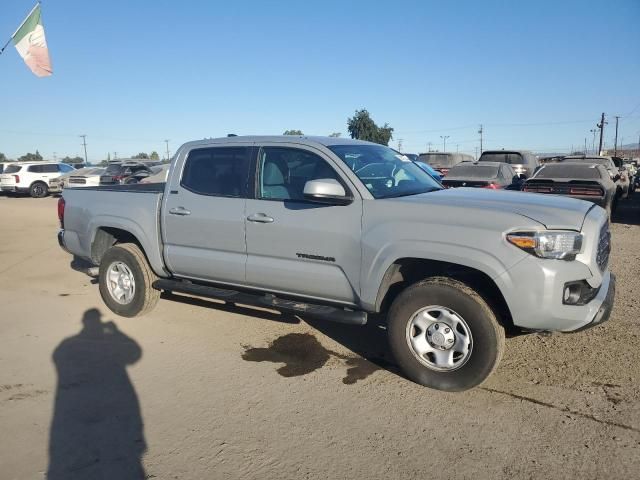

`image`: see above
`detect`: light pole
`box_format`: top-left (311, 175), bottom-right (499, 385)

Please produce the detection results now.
top-left (440, 135), bottom-right (450, 153)
top-left (164, 139), bottom-right (170, 162)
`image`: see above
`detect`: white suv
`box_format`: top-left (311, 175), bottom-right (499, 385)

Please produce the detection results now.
top-left (0, 162), bottom-right (75, 198)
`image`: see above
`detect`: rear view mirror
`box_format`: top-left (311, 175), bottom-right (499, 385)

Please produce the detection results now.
top-left (303, 179), bottom-right (352, 205)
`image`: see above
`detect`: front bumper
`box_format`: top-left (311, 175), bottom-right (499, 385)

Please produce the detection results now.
top-left (568, 273), bottom-right (616, 332)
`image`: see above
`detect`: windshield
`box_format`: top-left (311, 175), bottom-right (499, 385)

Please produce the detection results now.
top-left (104, 164), bottom-right (123, 174)
top-left (479, 152), bottom-right (525, 165)
top-left (447, 164), bottom-right (499, 178)
top-left (418, 153), bottom-right (457, 168)
top-left (4, 165), bottom-right (22, 174)
top-left (329, 144), bottom-right (442, 198)
top-left (535, 164), bottom-right (602, 179)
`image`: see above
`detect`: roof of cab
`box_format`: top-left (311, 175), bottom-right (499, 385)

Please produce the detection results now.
top-left (180, 135), bottom-right (376, 150)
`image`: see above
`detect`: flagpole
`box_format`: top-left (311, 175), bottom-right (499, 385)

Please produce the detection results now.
top-left (0, 1), bottom-right (41, 56)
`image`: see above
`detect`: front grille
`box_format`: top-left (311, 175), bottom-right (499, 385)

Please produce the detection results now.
top-left (596, 224), bottom-right (611, 271)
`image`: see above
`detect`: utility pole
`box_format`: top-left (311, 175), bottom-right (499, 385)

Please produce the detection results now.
top-left (584, 138), bottom-right (587, 154)
top-left (440, 135), bottom-right (450, 153)
top-left (478, 124), bottom-right (484, 154)
top-left (79, 135), bottom-right (88, 164)
top-left (475, 147), bottom-right (478, 159)
top-left (397, 139), bottom-right (403, 153)
top-left (597, 112), bottom-right (606, 156)
top-left (590, 129), bottom-right (597, 154)
top-left (456, 144), bottom-right (459, 153)
top-left (114, 152), bottom-right (118, 160)
top-left (164, 139), bottom-right (170, 162)
top-left (427, 141), bottom-right (432, 153)
top-left (613, 116), bottom-right (620, 156)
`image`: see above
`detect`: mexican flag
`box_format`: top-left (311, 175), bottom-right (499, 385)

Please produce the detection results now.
top-left (12, 3), bottom-right (52, 77)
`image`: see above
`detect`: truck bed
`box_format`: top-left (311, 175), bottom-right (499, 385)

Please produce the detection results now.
top-left (61, 183), bottom-right (167, 276)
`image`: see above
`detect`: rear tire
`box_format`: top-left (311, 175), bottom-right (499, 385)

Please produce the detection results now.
top-left (387, 277), bottom-right (505, 392)
top-left (29, 182), bottom-right (48, 198)
top-left (98, 243), bottom-right (160, 317)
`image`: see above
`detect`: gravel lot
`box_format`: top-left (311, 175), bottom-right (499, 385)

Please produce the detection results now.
top-left (0, 193), bottom-right (638, 480)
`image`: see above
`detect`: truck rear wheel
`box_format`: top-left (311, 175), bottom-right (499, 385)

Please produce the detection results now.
top-left (98, 243), bottom-right (160, 317)
top-left (387, 277), bottom-right (505, 392)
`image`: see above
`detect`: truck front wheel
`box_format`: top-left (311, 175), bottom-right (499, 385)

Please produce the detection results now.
top-left (388, 277), bottom-right (505, 392)
top-left (98, 243), bottom-right (160, 317)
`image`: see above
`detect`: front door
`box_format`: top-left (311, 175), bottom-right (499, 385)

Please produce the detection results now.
top-left (245, 145), bottom-right (362, 304)
top-left (162, 145), bottom-right (252, 284)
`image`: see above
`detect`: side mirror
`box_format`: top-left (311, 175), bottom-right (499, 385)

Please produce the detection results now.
top-left (303, 179), bottom-right (352, 205)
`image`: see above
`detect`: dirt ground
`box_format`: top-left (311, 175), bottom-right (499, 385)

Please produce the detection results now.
top-left (0, 193), bottom-right (638, 480)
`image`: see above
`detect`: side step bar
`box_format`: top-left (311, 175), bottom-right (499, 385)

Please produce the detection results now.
top-left (152, 278), bottom-right (367, 326)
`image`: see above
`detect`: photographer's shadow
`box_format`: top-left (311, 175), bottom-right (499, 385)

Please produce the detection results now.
top-left (48, 309), bottom-right (146, 480)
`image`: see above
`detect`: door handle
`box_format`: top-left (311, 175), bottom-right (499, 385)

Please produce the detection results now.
top-left (247, 213), bottom-right (274, 223)
top-left (169, 207), bottom-right (191, 216)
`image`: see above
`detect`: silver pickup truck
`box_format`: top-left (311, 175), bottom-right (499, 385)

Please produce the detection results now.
top-left (58, 136), bottom-right (615, 391)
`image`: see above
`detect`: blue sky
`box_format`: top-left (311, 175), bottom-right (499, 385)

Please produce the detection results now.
top-left (0, 0), bottom-right (639, 161)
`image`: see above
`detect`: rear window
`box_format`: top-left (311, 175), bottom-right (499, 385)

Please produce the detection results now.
top-left (4, 165), bottom-right (21, 174)
top-left (534, 164), bottom-right (602, 179)
top-left (563, 157), bottom-right (611, 168)
top-left (479, 152), bottom-right (525, 165)
top-left (447, 164), bottom-right (499, 178)
top-left (181, 147), bottom-right (251, 197)
top-left (104, 164), bottom-right (123, 174)
top-left (418, 153), bottom-right (457, 168)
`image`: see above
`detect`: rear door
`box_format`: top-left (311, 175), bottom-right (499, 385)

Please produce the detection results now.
top-left (244, 144), bottom-right (362, 304)
top-left (162, 144), bottom-right (253, 284)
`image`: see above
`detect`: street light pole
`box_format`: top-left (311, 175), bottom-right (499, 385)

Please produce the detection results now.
top-left (440, 135), bottom-right (450, 153)
top-left (164, 139), bottom-right (170, 162)
top-left (590, 129), bottom-right (597, 154)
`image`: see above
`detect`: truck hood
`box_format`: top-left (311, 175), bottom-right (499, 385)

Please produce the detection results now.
top-left (391, 188), bottom-right (594, 230)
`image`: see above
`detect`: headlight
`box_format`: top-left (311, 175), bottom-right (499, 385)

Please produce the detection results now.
top-left (506, 231), bottom-right (583, 260)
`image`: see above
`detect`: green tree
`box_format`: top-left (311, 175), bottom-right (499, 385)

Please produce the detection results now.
top-left (0, 152), bottom-right (7, 162)
top-left (17, 151), bottom-right (43, 162)
top-left (283, 130), bottom-right (303, 136)
top-left (347, 109), bottom-right (394, 146)
top-left (132, 152), bottom-right (150, 159)
top-left (328, 132), bottom-right (341, 138)
top-left (150, 151), bottom-right (160, 161)
top-left (98, 159), bottom-right (109, 166)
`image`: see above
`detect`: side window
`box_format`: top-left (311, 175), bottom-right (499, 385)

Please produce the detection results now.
top-left (28, 165), bottom-right (43, 173)
top-left (42, 164), bottom-right (59, 173)
top-left (181, 147), bottom-right (250, 198)
top-left (258, 147), bottom-right (340, 201)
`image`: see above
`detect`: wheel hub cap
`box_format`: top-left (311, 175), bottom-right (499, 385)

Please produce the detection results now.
top-left (406, 306), bottom-right (473, 371)
top-left (106, 261), bottom-right (136, 305)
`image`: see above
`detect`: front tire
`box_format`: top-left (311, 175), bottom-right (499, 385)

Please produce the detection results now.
top-left (98, 243), bottom-right (160, 317)
top-left (387, 277), bottom-right (505, 392)
top-left (29, 182), bottom-right (48, 198)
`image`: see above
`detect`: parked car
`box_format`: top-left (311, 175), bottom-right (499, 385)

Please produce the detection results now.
top-left (478, 150), bottom-right (539, 178)
top-left (139, 164), bottom-right (171, 184)
top-left (65, 167), bottom-right (106, 189)
top-left (413, 160), bottom-right (443, 181)
top-left (562, 155), bottom-right (629, 199)
top-left (0, 162), bottom-right (16, 174)
top-left (49, 167), bottom-right (104, 194)
top-left (441, 161), bottom-right (522, 190)
top-left (0, 162), bottom-right (75, 197)
top-left (58, 135), bottom-right (615, 392)
top-left (417, 152), bottom-right (474, 176)
top-left (523, 162), bottom-right (617, 215)
top-left (99, 162), bottom-right (153, 185)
